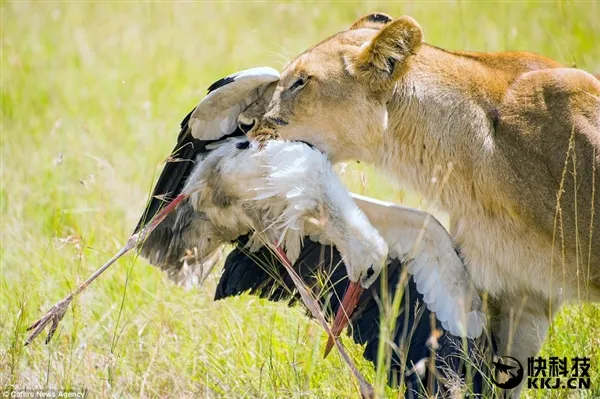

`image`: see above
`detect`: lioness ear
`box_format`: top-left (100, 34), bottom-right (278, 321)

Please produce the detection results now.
top-left (349, 13), bottom-right (393, 30)
top-left (347, 16), bottom-right (423, 88)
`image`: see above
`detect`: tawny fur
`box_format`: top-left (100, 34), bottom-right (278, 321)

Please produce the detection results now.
top-left (245, 12), bottom-right (600, 396)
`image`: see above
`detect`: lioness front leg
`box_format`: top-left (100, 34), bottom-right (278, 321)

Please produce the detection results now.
top-left (490, 292), bottom-right (561, 397)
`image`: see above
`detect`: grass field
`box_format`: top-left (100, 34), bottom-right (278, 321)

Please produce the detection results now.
top-left (1, 1), bottom-right (599, 398)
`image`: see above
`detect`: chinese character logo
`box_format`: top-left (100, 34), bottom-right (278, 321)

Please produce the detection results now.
top-left (527, 356), bottom-right (591, 389)
top-left (491, 356), bottom-right (524, 390)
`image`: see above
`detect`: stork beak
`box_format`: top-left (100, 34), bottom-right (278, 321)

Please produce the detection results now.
top-left (324, 281), bottom-right (364, 358)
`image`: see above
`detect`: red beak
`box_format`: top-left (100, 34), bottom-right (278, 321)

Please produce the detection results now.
top-left (323, 281), bottom-right (364, 358)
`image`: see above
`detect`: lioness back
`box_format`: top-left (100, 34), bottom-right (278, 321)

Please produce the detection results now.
top-left (497, 67), bottom-right (600, 284)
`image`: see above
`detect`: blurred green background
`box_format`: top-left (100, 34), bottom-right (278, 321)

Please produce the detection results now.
top-left (2, 1), bottom-right (599, 397)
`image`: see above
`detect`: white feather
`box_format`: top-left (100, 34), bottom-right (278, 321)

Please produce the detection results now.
top-left (350, 194), bottom-right (486, 339)
top-left (189, 67), bottom-right (280, 140)
top-left (246, 140), bottom-right (388, 277)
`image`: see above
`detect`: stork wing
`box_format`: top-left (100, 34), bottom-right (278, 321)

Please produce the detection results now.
top-left (135, 67), bottom-right (278, 232)
top-left (216, 236), bottom-right (492, 395)
top-left (188, 67), bottom-right (280, 140)
top-left (350, 193), bottom-right (485, 339)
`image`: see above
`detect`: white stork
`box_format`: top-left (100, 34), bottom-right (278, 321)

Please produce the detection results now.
top-left (27, 68), bottom-right (491, 397)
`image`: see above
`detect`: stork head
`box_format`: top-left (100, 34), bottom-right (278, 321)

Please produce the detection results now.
top-left (322, 208), bottom-right (388, 357)
top-left (245, 13), bottom-right (424, 164)
top-left (332, 213), bottom-right (388, 289)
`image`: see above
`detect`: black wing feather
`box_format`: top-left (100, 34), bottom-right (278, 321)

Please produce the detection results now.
top-left (135, 110), bottom-right (202, 233)
top-left (216, 238), bottom-right (493, 396)
top-left (207, 76), bottom-right (235, 94)
top-left (135, 110), bottom-right (244, 233)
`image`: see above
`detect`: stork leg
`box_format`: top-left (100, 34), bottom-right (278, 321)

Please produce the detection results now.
top-left (25, 193), bottom-right (189, 346)
top-left (271, 245), bottom-right (374, 399)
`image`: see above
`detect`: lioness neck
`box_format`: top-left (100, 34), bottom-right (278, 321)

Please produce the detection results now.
top-left (378, 44), bottom-right (559, 215)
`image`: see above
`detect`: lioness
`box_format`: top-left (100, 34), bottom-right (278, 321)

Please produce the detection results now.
top-left (244, 13), bottom-right (600, 395)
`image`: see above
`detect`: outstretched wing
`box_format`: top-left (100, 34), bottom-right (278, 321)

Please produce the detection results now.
top-left (135, 67), bottom-right (280, 233)
top-left (351, 193), bottom-right (486, 339)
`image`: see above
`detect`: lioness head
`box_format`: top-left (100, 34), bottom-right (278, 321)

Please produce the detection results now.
top-left (243, 13), bottom-right (423, 163)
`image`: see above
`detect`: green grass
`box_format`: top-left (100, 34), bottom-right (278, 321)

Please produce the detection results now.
top-left (1, 1), bottom-right (599, 397)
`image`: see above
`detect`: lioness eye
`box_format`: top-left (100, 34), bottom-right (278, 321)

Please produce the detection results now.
top-left (289, 77), bottom-right (307, 92)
